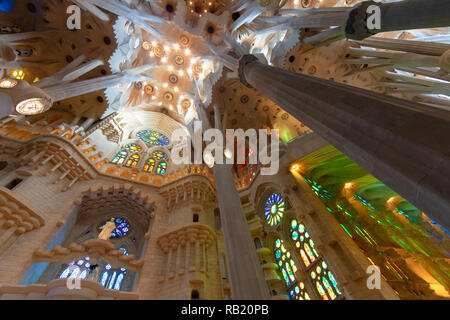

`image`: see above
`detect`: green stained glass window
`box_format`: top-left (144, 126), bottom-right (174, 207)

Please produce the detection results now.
top-left (290, 219), bottom-right (319, 267)
top-left (156, 161), bottom-right (167, 175)
top-left (289, 219), bottom-right (341, 300)
top-left (137, 130), bottom-right (169, 146)
top-left (309, 260), bottom-right (341, 300)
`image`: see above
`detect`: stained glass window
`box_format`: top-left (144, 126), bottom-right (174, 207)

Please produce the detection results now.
top-left (112, 150), bottom-right (127, 164)
top-left (99, 248), bottom-right (128, 291)
top-left (310, 261), bottom-right (341, 300)
top-left (59, 257), bottom-right (91, 280)
top-left (125, 143), bottom-right (142, 152)
top-left (144, 158), bottom-right (156, 173)
top-left (264, 193), bottom-right (285, 226)
top-left (156, 161), bottom-right (167, 175)
top-left (100, 217), bottom-right (130, 238)
top-left (125, 154), bottom-right (140, 168)
top-left (137, 130), bottom-right (169, 146)
top-left (289, 219), bottom-right (341, 300)
top-left (290, 219), bottom-right (319, 267)
top-left (152, 150), bottom-right (168, 160)
top-left (273, 238), bottom-right (310, 300)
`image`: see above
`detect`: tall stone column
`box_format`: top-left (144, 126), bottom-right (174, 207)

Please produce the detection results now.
top-left (211, 105), bottom-right (270, 300)
top-left (213, 163), bottom-right (270, 299)
top-left (195, 240), bottom-right (201, 271)
top-left (185, 240), bottom-right (191, 271)
top-left (193, 102), bottom-right (269, 299)
top-left (346, 0), bottom-right (450, 40)
top-left (238, 55), bottom-right (450, 229)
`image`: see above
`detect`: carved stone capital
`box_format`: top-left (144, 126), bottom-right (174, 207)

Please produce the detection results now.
top-left (238, 55), bottom-right (258, 88)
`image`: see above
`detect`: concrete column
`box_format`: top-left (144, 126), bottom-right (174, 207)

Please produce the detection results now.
top-left (346, 0), bottom-right (450, 40)
top-left (238, 54), bottom-right (450, 229)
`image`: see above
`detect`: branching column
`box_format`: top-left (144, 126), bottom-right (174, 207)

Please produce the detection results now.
top-left (238, 55), bottom-right (450, 229)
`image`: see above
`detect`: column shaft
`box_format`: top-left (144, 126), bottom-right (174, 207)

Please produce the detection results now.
top-left (214, 164), bottom-right (270, 299)
top-left (346, 0), bottom-right (450, 40)
top-left (239, 55), bottom-right (450, 229)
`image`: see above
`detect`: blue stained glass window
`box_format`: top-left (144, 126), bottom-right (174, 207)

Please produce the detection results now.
top-left (108, 272), bottom-right (117, 289)
top-left (101, 217), bottom-right (130, 238)
top-left (264, 193), bottom-right (285, 226)
top-left (273, 238), bottom-right (309, 300)
top-left (100, 272), bottom-right (108, 286)
top-left (59, 257), bottom-right (90, 280)
top-left (114, 274), bottom-right (124, 290)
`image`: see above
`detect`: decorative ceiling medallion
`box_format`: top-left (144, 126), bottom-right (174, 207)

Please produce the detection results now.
top-left (169, 74), bottom-right (178, 84)
top-left (144, 84), bottom-right (155, 95)
top-left (240, 95), bottom-right (249, 104)
top-left (153, 46), bottom-right (164, 58)
top-left (181, 99), bottom-right (191, 109)
top-left (142, 41), bottom-right (151, 50)
top-left (193, 63), bottom-right (203, 74)
top-left (307, 65), bottom-right (317, 75)
top-left (0, 78), bottom-right (18, 89)
top-left (302, 0), bottom-right (313, 7)
top-left (16, 97), bottom-right (51, 115)
top-left (174, 55), bottom-right (184, 65)
top-left (179, 35), bottom-right (190, 47)
top-left (281, 113), bottom-right (289, 120)
top-left (164, 92), bottom-right (173, 101)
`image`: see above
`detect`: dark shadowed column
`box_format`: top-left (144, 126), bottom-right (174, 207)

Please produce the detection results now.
top-left (346, 0), bottom-right (450, 40)
top-left (238, 55), bottom-right (450, 229)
